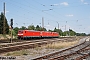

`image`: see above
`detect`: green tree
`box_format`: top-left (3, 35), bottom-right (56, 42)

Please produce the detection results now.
top-left (0, 14), bottom-right (3, 34)
top-left (87, 34), bottom-right (90, 36)
top-left (28, 25), bottom-right (35, 30)
top-left (35, 25), bottom-right (46, 31)
top-left (76, 33), bottom-right (86, 36)
top-left (62, 29), bottom-right (76, 36)
top-left (69, 29), bottom-right (76, 36)
top-left (48, 29), bottom-right (53, 32)
top-left (62, 31), bottom-right (67, 36)
top-left (40, 27), bottom-right (47, 31)
top-left (13, 27), bottom-right (19, 35)
top-left (20, 26), bottom-right (27, 30)
top-left (0, 12), bottom-right (9, 34)
top-left (35, 25), bottom-right (40, 31)
top-left (54, 27), bottom-right (62, 36)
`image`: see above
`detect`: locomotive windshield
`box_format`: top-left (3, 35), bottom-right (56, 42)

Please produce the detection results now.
top-left (18, 30), bottom-right (23, 33)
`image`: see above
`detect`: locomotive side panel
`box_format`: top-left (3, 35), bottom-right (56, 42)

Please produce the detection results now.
top-left (22, 30), bottom-right (41, 39)
top-left (52, 32), bottom-right (59, 38)
top-left (41, 31), bottom-right (52, 38)
top-left (41, 31), bottom-right (59, 38)
top-left (18, 30), bottom-right (41, 39)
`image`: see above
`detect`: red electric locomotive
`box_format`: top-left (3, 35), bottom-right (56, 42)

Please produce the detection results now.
top-left (18, 30), bottom-right (59, 39)
top-left (52, 32), bottom-right (59, 37)
top-left (18, 30), bottom-right (41, 39)
top-left (40, 31), bottom-right (52, 38)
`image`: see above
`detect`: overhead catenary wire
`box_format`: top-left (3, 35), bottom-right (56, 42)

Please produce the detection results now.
top-left (1, 0), bottom-right (89, 23)
top-left (0, 0), bottom-right (89, 32)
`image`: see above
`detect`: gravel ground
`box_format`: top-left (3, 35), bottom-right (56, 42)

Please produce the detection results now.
top-left (0, 48), bottom-right (60, 60)
top-left (18, 49), bottom-right (60, 60)
top-left (0, 37), bottom-right (82, 60)
top-left (0, 45), bottom-right (78, 60)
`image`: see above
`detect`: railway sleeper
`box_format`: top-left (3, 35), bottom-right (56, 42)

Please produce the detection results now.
top-left (75, 54), bottom-right (89, 60)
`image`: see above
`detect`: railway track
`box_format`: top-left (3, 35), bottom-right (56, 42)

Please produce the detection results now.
top-left (0, 37), bottom-right (77, 43)
top-left (66, 47), bottom-right (90, 60)
top-left (32, 37), bottom-right (90, 60)
top-left (0, 37), bottom-right (75, 54)
top-left (0, 37), bottom-right (76, 48)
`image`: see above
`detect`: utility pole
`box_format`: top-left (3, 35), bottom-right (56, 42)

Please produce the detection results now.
top-left (42, 9), bottom-right (52, 31)
top-left (65, 21), bottom-right (68, 36)
top-left (42, 17), bottom-right (44, 30)
top-left (65, 25), bottom-right (66, 36)
top-left (3, 2), bottom-right (5, 34)
top-left (58, 23), bottom-right (59, 30)
top-left (56, 22), bottom-right (59, 29)
top-left (69, 27), bottom-right (70, 36)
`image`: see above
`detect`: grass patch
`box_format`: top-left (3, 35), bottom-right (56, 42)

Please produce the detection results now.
top-left (45, 40), bottom-right (78, 49)
top-left (5, 49), bottom-right (28, 56)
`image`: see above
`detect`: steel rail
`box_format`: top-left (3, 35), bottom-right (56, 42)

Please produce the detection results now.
top-left (32, 37), bottom-right (89, 60)
top-left (0, 38), bottom-right (72, 54)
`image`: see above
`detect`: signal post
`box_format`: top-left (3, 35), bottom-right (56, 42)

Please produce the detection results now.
top-left (10, 19), bottom-right (13, 43)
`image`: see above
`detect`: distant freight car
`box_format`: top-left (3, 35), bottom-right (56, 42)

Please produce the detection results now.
top-left (18, 30), bottom-right (59, 40)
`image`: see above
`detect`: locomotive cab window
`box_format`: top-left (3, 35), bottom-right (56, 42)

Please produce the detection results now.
top-left (25, 31), bottom-right (26, 33)
top-left (19, 31), bottom-right (23, 33)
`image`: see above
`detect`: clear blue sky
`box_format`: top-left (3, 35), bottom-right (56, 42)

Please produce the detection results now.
top-left (0, 0), bottom-right (90, 34)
